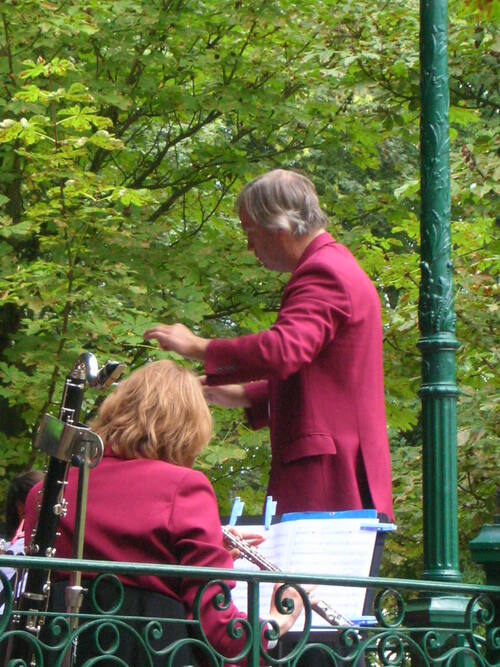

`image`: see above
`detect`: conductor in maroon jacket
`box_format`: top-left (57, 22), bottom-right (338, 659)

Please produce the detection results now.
top-left (145, 169), bottom-right (394, 520)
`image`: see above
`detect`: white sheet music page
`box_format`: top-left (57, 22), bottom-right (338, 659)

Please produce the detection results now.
top-left (230, 516), bottom-right (379, 628)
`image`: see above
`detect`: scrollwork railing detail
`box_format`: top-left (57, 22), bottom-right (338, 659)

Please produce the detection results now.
top-left (0, 556), bottom-right (498, 666)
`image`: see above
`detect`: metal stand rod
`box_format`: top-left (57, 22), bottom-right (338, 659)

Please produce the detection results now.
top-left (63, 456), bottom-right (90, 667)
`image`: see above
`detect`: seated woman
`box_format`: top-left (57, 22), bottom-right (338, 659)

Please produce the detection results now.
top-left (24, 360), bottom-right (304, 665)
top-left (0, 470), bottom-right (44, 609)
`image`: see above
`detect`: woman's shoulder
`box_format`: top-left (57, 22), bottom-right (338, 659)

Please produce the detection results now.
top-left (117, 457), bottom-right (212, 488)
top-left (175, 464), bottom-right (213, 488)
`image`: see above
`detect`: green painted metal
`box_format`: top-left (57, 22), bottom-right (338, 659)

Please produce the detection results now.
top-left (3, 555), bottom-right (500, 595)
top-left (470, 495), bottom-right (500, 663)
top-left (0, 557), bottom-right (499, 666)
top-left (247, 580), bottom-right (264, 667)
top-left (470, 520), bottom-right (500, 586)
top-left (418, 0), bottom-right (461, 583)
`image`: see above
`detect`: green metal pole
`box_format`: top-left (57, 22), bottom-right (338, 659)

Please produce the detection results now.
top-left (418, 0), bottom-right (461, 583)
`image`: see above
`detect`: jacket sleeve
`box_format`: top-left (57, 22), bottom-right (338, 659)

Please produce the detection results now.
top-left (243, 381), bottom-right (270, 430)
top-left (205, 263), bottom-right (350, 384)
top-left (168, 469), bottom-right (265, 662)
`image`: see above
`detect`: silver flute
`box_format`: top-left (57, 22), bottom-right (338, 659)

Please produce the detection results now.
top-left (222, 526), bottom-right (355, 628)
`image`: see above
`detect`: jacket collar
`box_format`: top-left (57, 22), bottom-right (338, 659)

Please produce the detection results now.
top-left (295, 231), bottom-right (336, 269)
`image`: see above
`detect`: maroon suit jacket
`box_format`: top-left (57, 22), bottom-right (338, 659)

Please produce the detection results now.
top-left (205, 232), bottom-right (394, 520)
top-left (24, 452), bottom-right (251, 662)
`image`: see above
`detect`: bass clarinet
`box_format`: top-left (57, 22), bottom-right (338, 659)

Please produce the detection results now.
top-left (222, 527), bottom-right (354, 628)
top-left (3, 352), bottom-right (125, 666)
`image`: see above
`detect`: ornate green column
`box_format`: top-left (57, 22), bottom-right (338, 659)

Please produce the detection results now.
top-left (418, 0), bottom-right (461, 583)
top-left (408, 8), bottom-right (477, 658)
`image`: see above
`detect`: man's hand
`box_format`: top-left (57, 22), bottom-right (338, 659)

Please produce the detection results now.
top-left (199, 378), bottom-right (251, 408)
top-left (143, 324), bottom-right (209, 361)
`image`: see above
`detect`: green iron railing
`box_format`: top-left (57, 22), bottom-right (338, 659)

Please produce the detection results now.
top-left (0, 555), bottom-right (498, 666)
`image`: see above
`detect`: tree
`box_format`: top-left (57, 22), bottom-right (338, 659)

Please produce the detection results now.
top-left (0, 0), bottom-right (497, 580)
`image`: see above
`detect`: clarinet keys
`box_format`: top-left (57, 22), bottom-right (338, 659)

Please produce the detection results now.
top-left (53, 498), bottom-right (68, 517)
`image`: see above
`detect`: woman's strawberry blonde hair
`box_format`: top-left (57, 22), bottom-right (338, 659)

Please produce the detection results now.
top-left (89, 360), bottom-right (212, 467)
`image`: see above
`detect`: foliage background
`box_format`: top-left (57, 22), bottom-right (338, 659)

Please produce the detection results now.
top-left (0, 0), bottom-right (498, 580)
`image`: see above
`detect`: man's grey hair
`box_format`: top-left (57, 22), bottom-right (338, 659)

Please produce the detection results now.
top-left (235, 169), bottom-right (328, 236)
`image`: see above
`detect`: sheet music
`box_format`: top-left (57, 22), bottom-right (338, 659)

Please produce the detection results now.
top-left (230, 517), bottom-right (379, 628)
